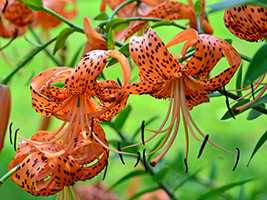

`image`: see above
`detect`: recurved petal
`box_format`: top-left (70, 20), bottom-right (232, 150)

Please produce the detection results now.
top-left (83, 17), bottom-right (107, 53)
top-left (30, 67), bottom-right (73, 118)
top-left (129, 29), bottom-right (181, 81)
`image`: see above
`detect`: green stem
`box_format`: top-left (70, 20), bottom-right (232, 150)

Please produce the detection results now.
top-left (42, 7), bottom-right (84, 33)
top-left (109, 0), bottom-right (139, 20)
top-left (152, 21), bottom-right (187, 30)
top-left (0, 165), bottom-right (20, 185)
top-left (1, 37), bottom-right (57, 85)
top-left (29, 26), bottom-right (63, 66)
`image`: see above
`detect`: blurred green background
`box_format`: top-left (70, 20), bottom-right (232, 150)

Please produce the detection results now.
top-left (0, 0), bottom-right (267, 199)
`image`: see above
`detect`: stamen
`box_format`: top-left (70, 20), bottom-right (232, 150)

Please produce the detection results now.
top-left (197, 134), bottom-right (209, 159)
top-left (134, 152), bottom-right (141, 167)
top-left (232, 147), bottom-right (240, 171)
top-left (9, 122), bottom-right (13, 145)
top-left (141, 120), bottom-right (145, 145)
top-left (13, 128), bottom-right (19, 151)
top-left (142, 149), bottom-right (149, 170)
top-left (251, 83), bottom-right (255, 100)
top-left (117, 142), bottom-right (125, 165)
top-left (184, 158), bottom-right (188, 173)
top-left (103, 160), bottom-right (108, 180)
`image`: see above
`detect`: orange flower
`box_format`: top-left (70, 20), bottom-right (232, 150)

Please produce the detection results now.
top-left (0, 84), bottom-right (11, 150)
top-left (34, 0), bottom-right (77, 29)
top-left (125, 29), bottom-right (241, 165)
top-left (30, 50), bottom-right (130, 122)
top-left (0, 0), bottom-right (33, 38)
top-left (9, 125), bottom-right (108, 196)
top-left (101, 0), bottom-right (213, 41)
top-left (224, 5), bottom-right (267, 41)
top-left (8, 50), bottom-right (131, 196)
top-left (140, 189), bottom-right (170, 200)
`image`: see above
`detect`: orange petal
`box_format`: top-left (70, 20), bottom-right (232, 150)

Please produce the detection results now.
top-left (224, 5), bottom-right (267, 41)
top-left (30, 67), bottom-right (72, 118)
top-left (129, 29), bottom-right (181, 81)
top-left (83, 17), bottom-right (106, 53)
top-left (107, 50), bottom-right (131, 85)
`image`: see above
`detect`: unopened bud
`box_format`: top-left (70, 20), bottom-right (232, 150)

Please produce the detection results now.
top-left (0, 84), bottom-right (11, 150)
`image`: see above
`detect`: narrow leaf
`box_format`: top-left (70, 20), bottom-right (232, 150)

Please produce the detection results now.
top-left (236, 65), bottom-right (243, 96)
top-left (53, 27), bottom-right (75, 54)
top-left (247, 131), bottom-right (267, 166)
top-left (198, 178), bottom-right (255, 200)
top-left (113, 105), bottom-right (132, 130)
top-left (221, 99), bottom-right (250, 120)
top-left (94, 12), bottom-right (109, 21)
top-left (247, 104), bottom-right (265, 120)
top-left (243, 43), bottom-right (267, 87)
top-left (109, 170), bottom-right (147, 189)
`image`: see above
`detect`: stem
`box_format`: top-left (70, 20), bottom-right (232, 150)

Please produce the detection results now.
top-left (109, 0), bottom-right (139, 20)
top-left (151, 21), bottom-right (187, 30)
top-left (0, 164), bottom-right (20, 185)
top-left (42, 7), bottom-right (84, 33)
top-left (29, 27), bottom-right (63, 66)
top-left (1, 37), bottom-right (57, 84)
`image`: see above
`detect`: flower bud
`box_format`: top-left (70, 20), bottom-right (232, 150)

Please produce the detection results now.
top-left (0, 84), bottom-right (11, 150)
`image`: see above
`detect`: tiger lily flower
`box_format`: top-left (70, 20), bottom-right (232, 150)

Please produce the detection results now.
top-left (224, 5), bottom-right (267, 41)
top-left (0, 0), bottom-right (34, 38)
top-left (126, 29), bottom-right (241, 166)
top-left (102, 0), bottom-right (213, 41)
top-left (8, 123), bottom-right (109, 196)
top-left (34, 0), bottom-right (77, 30)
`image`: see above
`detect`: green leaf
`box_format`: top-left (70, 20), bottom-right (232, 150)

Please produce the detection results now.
top-left (247, 104), bottom-right (265, 120)
top-left (194, 0), bottom-right (201, 15)
top-left (113, 105), bottom-right (132, 131)
top-left (128, 186), bottom-right (161, 200)
top-left (224, 38), bottom-right (233, 45)
top-left (94, 12), bottom-right (109, 21)
top-left (109, 170), bottom-right (147, 189)
top-left (221, 99), bottom-right (250, 120)
top-left (53, 28), bottom-right (75, 55)
top-left (247, 131), bottom-right (267, 166)
top-left (107, 30), bottom-right (114, 50)
top-left (197, 178), bottom-right (255, 200)
top-left (236, 65), bottom-right (243, 96)
top-left (249, 94), bottom-right (267, 108)
top-left (19, 0), bottom-right (43, 10)
top-left (243, 43), bottom-right (267, 87)
top-left (209, 0), bottom-right (267, 13)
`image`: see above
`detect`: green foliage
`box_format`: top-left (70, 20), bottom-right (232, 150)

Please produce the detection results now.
top-left (19, 0), bottom-right (43, 10)
top-left (247, 131), bottom-right (267, 166)
top-left (53, 28), bottom-right (76, 54)
top-left (243, 44), bottom-right (267, 87)
top-left (197, 179), bottom-right (255, 200)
